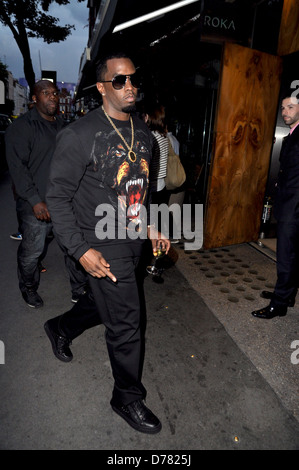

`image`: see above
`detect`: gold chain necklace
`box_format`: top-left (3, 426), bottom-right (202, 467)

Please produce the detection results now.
top-left (102, 106), bottom-right (137, 162)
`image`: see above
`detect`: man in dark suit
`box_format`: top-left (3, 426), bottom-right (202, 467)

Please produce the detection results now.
top-left (252, 90), bottom-right (299, 319)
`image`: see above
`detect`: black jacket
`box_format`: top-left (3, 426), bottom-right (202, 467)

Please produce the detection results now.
top-left (274, 124), bottom-right (299, 222)
top-left (5, 107), bottom-right (64, 207)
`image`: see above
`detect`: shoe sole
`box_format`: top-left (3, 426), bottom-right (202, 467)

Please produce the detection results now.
top-left (27, 302), bottom-right (43, 308)
top-left (71, 291), bottom-right (87, 303)
top-left (24, 298), bottom-right (43, 308)
top-left (44, 322), bottom-right (73, 363)
top-left (252, 311), bottom-right (287, 319)
top-left (111, 404), bottom-right (162, 434)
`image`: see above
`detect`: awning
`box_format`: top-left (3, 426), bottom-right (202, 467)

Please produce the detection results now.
top-left (75, 0), bottom-right (202, 99)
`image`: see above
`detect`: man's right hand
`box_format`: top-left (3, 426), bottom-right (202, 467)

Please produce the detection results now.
top-left (79, 248), bottom-right (117, 282)
top-left (33, 201), bottom-right (51, 221)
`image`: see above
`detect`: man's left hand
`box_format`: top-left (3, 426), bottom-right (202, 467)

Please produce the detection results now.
top-left (147, 225), bottom-right (171, 255)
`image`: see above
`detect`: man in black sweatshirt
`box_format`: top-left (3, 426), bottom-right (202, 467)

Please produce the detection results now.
top-left (5, 80), bottom-right (87, 308)
top-left (45, 52), bottom-right (170, 434)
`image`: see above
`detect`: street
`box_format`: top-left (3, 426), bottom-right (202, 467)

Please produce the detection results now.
top-left (0, 170), bottom-right (299, 451)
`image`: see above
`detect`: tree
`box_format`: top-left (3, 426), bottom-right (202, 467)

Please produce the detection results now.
top-left (0, 59), bottom-right (9, 89)
top-left (0, 0), bottom-right (85, 96)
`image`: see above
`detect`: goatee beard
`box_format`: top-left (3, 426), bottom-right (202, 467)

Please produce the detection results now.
top-left (122, 104), bottom-right (136, 113)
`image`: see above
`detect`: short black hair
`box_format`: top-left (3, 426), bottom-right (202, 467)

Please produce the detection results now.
top-left (96, 52), bottom-right (132, 81)
top-left (33, 79), bottom-right (58, 96)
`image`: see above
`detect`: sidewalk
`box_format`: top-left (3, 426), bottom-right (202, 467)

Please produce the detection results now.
top-left (0, 172), bottom-right (298, 451)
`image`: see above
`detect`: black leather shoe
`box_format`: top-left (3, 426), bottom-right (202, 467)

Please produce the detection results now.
top-left (111, 398), bottom-right (162, 434)
top-left (22, 289), bottom-right (43, 308)
top-left (261, 291), bottom-right (295, 307)
top-left (44, 320), bottom-right (73, 362)
top-left (251, 304), bottom-right (287, 319)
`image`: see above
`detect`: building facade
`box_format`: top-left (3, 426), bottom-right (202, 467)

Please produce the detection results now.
top-left (7, 71), bottom-right (29, 117)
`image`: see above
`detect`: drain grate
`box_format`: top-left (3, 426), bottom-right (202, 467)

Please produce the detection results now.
top-left (182, 246), bottom-right (276, 303)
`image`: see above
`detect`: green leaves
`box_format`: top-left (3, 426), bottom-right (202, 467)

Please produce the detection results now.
top-left (0, 0), bottom-right (81, 93)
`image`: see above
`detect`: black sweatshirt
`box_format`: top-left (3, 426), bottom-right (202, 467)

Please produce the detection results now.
top-left (46, 107), bottom-right (153, 261)
top-left (5, 106), bottom-right (64, 207)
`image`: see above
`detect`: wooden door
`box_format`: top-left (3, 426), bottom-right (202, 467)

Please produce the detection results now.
top-left (203, 43), bottom-right (282, 249)
top-left (277, 0), bottom-right (299, 56)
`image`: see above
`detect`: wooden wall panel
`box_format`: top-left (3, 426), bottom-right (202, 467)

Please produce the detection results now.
top-left (203, 43), bottom-right (282, 249)
top-left (277, 0), bottom-right (299, 56)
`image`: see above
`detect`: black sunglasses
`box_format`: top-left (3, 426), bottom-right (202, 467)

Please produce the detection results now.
top-left (100, 72), bottom-right (140, 90)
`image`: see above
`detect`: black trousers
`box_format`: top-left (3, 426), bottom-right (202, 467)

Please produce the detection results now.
top-left (271, 221), bottom-right (299, 307)
top-left (54, 231), bottom-right (88, 297)
top-left (62, 251), bottom-right (87, 296)
top-left (58, 256), bottom-right (147, 405)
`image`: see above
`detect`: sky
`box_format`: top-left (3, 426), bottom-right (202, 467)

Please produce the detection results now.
top-left (0, 0), bottom-right (89, 84)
